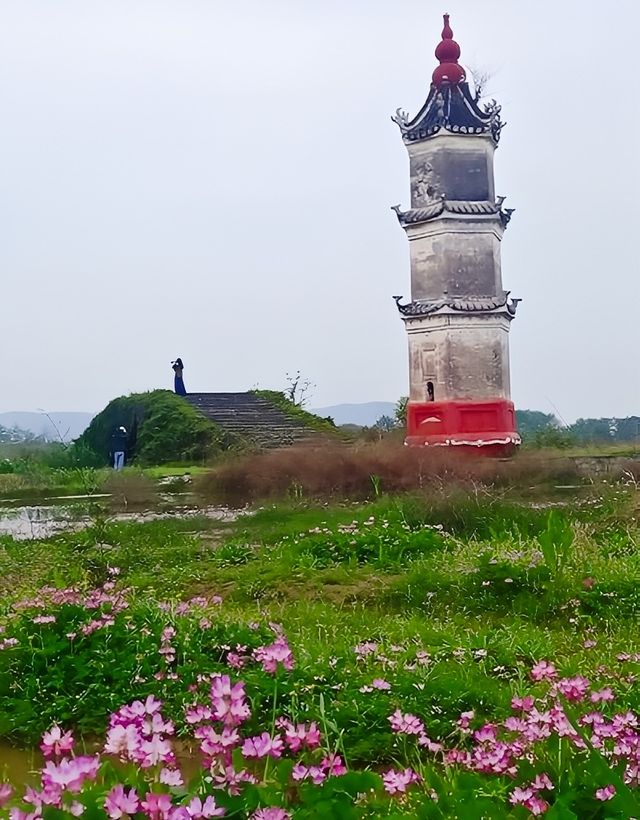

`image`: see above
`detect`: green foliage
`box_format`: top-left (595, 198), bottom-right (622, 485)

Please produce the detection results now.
top-left (572, 416), bottom-right (624, 443)
top-left (538, 510), bottom-right (574, 576)
top-left (395, 396), bottom-right (408, 426)
top-left (516, 409), bottom-right (561, 441)
top-left (373, 415), bottom-right (397, 432)
top-left (531, 427), bottom-right (576, 449)
top-left (75, 390), bottom-right (226, 466)
top-left (0, 588), bottom-right (277, 741)
top-left (518, 409), bottom-right (640, 446)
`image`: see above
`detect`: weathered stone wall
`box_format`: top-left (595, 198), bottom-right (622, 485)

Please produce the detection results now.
top-left (406, 313), bottom-right (511, 402)
top-left (407, 133), bottom-right (496, 206)
top-left (407, 221), bottom-right (503, 299)
top-left (400, 129), bottom-right (514, 409)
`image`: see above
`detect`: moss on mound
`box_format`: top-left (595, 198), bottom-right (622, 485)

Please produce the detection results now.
top-left (76, 390), bottom-right (226, 466)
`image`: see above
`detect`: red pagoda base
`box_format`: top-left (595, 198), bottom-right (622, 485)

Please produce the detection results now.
top-left (405, 399), bottom-right (520, 451)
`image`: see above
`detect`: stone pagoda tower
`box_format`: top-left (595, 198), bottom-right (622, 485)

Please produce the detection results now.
top-left (392, 14), bottom-right (520, 448)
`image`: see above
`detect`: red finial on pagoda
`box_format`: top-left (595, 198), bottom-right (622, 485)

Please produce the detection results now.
top-left (432, 13), bottom-right (466, 87)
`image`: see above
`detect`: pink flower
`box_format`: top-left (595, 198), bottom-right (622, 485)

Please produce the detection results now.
top-left (556, 676), bottom-right (590, 702)
top-left (23, 785), bottom-right (59, 810)
top-left (226, 652), bottom-right (246, 670)
top-left (185, 705), bottom-right (213, 725)
top-left (40, 726), bottom-right (75, 758)
top-left (104, 724), bottom-right (142, 759)
top-left (249, 810), bottom-right (290, 820)
top-left (526, 796), bottom-right (550, 815)
top-left (291, 763), bottom-right (326, 785)
top-left (532, 773), bottom-right (554, 791)
top-left (590, 688), bottom-right (615, 703)
top-left (0, 784), bottom-right (13, 808)
top-left (282, 721), bottom-right (321, 752)
top-left (210, 764), bottom-right (257, 796)
top-left (504, 716), bottom-right (527, 732)
top-left (531, 660), bottom-right (557, 682)
top-left (159, 768), bottom-right (183, 787)
top-left (595, 785), bottom-right (616, 801)
top-left (388, 709), bottom-right (424, 736)
top-left (104, 785), bottom-right (140, 819)
top-left (196, 726), bottom-right (240, 761)
top-left (140, 792), bottom-right (173, 819)
top-left (321, 754), bottom-right (347, 777)
top-left (473, 723), bottom-right (497, 743)
top-left (509, 786), bottom-right (534, 805)
top-left (253, 637), bottom-right (294, 674)
top-left (511, 695), bottom-right (535, 712)
top-left (41, 756), bottom-right (99, 793)
top-left (241, 733), bottom-right (284, 759)
top-left (457, 710), bottom-right (475, 731)
top-left (418, 734), bottom-right (443, 753)
top-left (210, 676), bottom-right (251, 727)
top-left (184, 796), bottom-right (225, 817)
top-left (140, 735), bottom-right (174, 767)
top-left (372, 678), bottom-right (391, 690)
top-left (144, 695), bottom-right (164, 715)
top-left (354, 641), bottom-right (378, 659)
top-left (382, 767), bottom-right (420, 795)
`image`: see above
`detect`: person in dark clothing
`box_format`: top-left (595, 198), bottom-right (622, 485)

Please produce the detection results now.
top-left (172, 358), bottom-right (187, 396)
top-left (110, 426), bottom-right (128, 470)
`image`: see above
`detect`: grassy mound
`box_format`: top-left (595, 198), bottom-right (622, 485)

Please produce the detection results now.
top-left (75, 390), bottom-right (227, 466)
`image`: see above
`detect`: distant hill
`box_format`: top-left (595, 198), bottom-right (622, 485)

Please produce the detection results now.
top-left (0, 412), bottom-right (95, 442)
top-left (312, 402), bottom-right (396, 427)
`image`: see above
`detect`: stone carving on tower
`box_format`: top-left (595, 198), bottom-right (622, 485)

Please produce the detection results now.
top-left (392, 13), bottom-right (521, 448)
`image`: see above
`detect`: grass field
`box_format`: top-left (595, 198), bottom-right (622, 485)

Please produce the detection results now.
top-left (0, 474), bottom-right (639, 816)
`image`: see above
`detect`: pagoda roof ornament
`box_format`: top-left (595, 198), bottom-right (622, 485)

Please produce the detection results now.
top-left (432, 14), bottom-right (465, 87)
top-left (392, 13), bottom-right (505, 144)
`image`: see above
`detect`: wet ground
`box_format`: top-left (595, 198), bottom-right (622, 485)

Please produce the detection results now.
top-left (0, 491), bottom-right (238, 540)
top-left (0, 743), bottom-right (41, 786)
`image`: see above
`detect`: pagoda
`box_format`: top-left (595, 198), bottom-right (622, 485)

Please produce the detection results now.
top-left (392, 14), bottom-right (520, 449)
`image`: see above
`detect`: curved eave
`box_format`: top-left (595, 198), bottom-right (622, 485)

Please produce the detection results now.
top-left (393, 295), bottom-right (520, 318)
top-left (394, 82), bottom-right (496, 143)
top-left (392, 200), bottom-right (514, 229)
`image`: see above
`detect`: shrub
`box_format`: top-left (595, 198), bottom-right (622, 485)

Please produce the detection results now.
top-left (196, 441), bottom-right (584, 505)
top-left (75, 390), bottom-right (228, 466)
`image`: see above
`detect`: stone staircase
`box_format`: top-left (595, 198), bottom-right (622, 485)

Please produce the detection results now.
top-left (185, 392), bottom-right (325, 449)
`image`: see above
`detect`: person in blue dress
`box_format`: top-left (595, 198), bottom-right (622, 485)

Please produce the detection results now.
top-left (172, 358), bottom-right (187, 395)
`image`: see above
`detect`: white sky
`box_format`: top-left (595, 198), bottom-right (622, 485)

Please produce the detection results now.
top-left (0, 0), bottom-right (638, 422)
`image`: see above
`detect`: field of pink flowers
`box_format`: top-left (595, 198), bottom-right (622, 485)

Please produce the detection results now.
top-left (0, 487), bottom-right (638, 816)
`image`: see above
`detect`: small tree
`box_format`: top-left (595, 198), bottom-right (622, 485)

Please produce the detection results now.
top-left (285, 371), bottom-right (315, 407)
top-left (374, 415), bottom-right (397, 433)
top-left (395, 397), bottom-right (408, 427)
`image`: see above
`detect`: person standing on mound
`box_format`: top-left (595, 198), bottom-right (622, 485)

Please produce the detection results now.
top-left (172, 358), bottom-right (187, 396)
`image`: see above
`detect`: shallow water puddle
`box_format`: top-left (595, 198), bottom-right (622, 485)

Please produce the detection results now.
top-left (0, 743), bottom-right (41, 786)
top-left (0, 505), bottom-right (84, 540)
top-left (0, 740), bottom-right (203, 788)
top-left (0, 502), bottom-right (239, 540)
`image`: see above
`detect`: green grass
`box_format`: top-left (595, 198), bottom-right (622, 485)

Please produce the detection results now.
top-left (0, 486), bottom-right (638, 745)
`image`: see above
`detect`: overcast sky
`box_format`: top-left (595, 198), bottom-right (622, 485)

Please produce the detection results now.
top-left (0, 0), bottom-right (638, 422)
